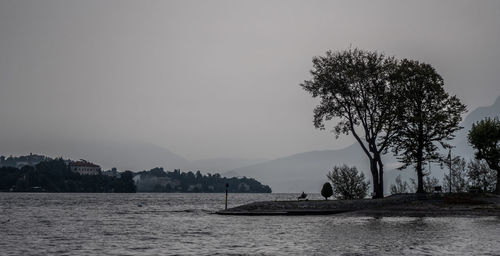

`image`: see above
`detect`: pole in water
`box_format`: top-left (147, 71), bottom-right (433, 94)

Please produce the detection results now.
top-left (225, 183), bottom-right (229, 210)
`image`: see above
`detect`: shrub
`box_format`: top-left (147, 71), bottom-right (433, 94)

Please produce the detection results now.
top-left (327, 165), bottom-right (369, 200)
top-left (321, 182), bottom-right (333, 200)
top-left (390, 175), bottom-right (409, 194)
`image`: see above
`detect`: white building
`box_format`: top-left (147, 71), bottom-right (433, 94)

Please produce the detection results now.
top-left (69, 160), bottom-right (101, 175)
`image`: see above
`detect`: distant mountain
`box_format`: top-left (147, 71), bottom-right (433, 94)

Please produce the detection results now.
top-left (225, 96), bottom-right (500, 193)
top-left (58, 140), bottom-right (192, 171)
top-left (49, 141), bottom-right (268, 173)
top-left (225, 143), bottom-right (373, 193)
top-left (0, 139), bottom-right (191, 171)
top-left (452, 96), bottom-right (500, 159)
top-left (0, 139), bottom-right (269, 174)
top-left (191, 158), bottom-right (268, 173)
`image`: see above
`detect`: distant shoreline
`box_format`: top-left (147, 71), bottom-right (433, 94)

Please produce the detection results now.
top-left (216, 193), bottom-right (500, 217)
top-left (0, 191), bottom-right (271, 194)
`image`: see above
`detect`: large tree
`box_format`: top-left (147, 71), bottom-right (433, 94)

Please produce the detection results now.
top-left (301, 48), bottom-right (399, 198)
top-left (390, 59), bottom-right (466, 193)
top-left (468, 117), bottom-right (500, 193)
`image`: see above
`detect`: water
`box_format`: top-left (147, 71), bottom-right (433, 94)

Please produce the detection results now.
top-left (1, 193), bottom-right (499, 256)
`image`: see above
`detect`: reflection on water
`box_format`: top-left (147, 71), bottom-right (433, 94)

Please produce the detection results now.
top-left (1, 193), bottom-right (499, 255)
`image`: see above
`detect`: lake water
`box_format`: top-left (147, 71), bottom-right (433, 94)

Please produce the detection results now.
top-left (1, 193), bottom-right (499, 255)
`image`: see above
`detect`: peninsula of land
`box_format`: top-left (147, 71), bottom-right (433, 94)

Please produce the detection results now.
top-left (0, 154), bottom-right (272, 193)
top-left (216, 193), bottom-right (500, 217)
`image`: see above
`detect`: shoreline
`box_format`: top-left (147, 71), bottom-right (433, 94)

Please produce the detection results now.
top-left (216, 193), bottom-right (500, 217)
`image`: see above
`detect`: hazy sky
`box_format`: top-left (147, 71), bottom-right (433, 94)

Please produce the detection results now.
top-left (1, 0), bottom-right (499, 161)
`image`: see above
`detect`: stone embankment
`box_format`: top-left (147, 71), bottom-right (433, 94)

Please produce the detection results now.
top-left (216, 193), bottom-right (500, 216)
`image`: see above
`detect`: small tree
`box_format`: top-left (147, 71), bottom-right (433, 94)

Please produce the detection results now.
top-left (390, 175), bottom-right (409, 194)
top-left (321, 182), bottom-right (333, 200)
top-left (468, 117), bottom-right (500, 194)
top-left (443, 157), bottom-right (468, 193)
top-left (327, 165), bottom-right (369, 200)
top-left (467, 159), bottom-right (496, 192)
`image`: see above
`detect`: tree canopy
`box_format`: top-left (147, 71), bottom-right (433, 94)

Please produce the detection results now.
top-left (301, 48), bottom-right (399, 198)
top-left (390, 59), bottom-right (466, 193)
top-left (0, 159), bottom-right (136, 192)
top-left (135, 167), bottom-right (272, 193)
top-left (468, 117), bottom-right (500, 193)
top-left (321, 182), bottom-right (333, 200)
top-left (467, 159), bottom-right (496, 192)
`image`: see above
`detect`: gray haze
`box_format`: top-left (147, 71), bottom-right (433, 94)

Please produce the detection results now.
top-left (1, 0), bottom-right (499, 164)
top-left (227, 97), bottom-right (500, 192)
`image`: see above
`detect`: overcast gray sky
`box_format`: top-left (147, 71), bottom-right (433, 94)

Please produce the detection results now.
top-left (1, 0), bottom-right (499, 161)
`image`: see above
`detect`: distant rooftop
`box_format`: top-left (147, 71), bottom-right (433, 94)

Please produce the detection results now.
top-left (69, 160), bottom-right (100, 168)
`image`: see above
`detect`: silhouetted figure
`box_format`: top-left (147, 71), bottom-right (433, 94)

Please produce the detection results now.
top-left (297, 191), bottom-right (307, 201)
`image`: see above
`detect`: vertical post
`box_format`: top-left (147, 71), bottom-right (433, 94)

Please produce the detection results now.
top-left (448, 149), bottom-right (452, 193)
top-left (225, 183), bottom-right (229, 210)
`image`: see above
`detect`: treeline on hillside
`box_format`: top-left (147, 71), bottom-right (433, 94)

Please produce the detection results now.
top-left (136, 167), bottom-right (272, 193)
top-left (0, 153), bottom-right (51, 168)
top-left (0, 159), bottom-right (136, 192)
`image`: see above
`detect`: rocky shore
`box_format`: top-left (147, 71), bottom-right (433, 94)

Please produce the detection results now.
top-left (216, 193), bottom-right (500, 217)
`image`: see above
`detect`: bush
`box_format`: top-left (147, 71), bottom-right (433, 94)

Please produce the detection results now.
top-left (467, 159), bottom-right (496, 193)
top-left (390, 175), bottom-right (409, 194)
top-left (327, 165), bottom-right (369, 200)
top-left (410, 176), bottom-right (440, 193)
top-left (321, 182), bottom-right (333, 200)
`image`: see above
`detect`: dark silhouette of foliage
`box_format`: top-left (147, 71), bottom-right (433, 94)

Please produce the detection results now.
top-left (135, 167), bottom-right (271, 193)
top-left (390, 175), bottom-right (409, 194)
top-left (301, 48), bottom-right (399, 198)
top-left (390, 59), bottom-right (466, 193)
top-left (327, 165), bottom-right (369, 200)
top-left (0, 159), bottom-right (136, 192)
top-left (410, 176), bottom-right (440, 193)
top-left (321, 182), bottom-right (333, 200)
top-left (443, 157), bottom-right (468, 193)
top-left (0, 153), bottom-right (51, 168)
top-left (468, 117), bottom-right (500, 193)
top-left (467, 159), bottom-right (496, 193)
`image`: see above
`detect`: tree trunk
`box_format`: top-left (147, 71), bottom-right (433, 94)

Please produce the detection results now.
top-left (376, 155), bottom-right (384, 198)
top-left (416, 159), bottom-right (424, 193)
top-left (416, 130), bottom-right (425, 194)
top-left (370, 158), bottom-right (380, 198)
top-left (496, 169), bottom-right (500, 194)
top-left (378, 167), bottom-right (384, 198)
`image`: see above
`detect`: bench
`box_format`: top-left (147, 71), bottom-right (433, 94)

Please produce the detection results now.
top-left (297, 192), bottom-right (307, 201)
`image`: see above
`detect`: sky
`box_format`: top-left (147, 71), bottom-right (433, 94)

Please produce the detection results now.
top-left (1, 0), bottom-right (499, 161)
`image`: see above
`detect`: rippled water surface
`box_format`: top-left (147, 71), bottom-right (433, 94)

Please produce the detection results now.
top-left (1, 193), bottom-right (499, 255)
